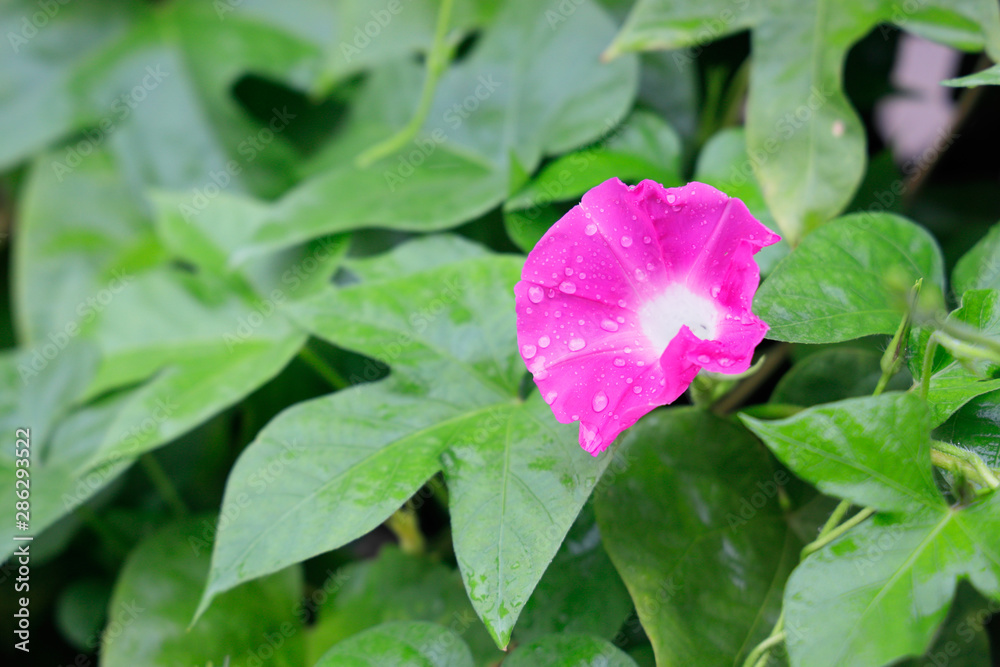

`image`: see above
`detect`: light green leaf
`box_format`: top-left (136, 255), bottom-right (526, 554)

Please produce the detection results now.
top-left (783, 493), bottom-right (1000, 667)
top-left (504, 634), bottom-right (638, 667)
top-left (596, 408), bottom-right (799, 666)
top-left (944, 63), bottom-right (1000, 87)
top-left (755, 213), bottom-right (944, 344)
top-left (952, 221), bottom-right (1000, 294)
top-left (312, 621), bottom-right (474, 667)
top-left (693, 127), bottom-right (789, 275)
top-left (742, 393), bottom-right (943, 511)
top-left (101, 518), bottom-right (305, 667)
top-left (201, 254), bottom-right (613, 649)
top-left (604, 0), bottom-right (762, 58)
top-left (189, 0), bottom-right (638, 264)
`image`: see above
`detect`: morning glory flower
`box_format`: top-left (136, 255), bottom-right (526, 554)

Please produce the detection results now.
top-left (514, 178), bottom-right (780, 455)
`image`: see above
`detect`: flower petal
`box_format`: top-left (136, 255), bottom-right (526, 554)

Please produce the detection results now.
top-left (515, 178), bottom-right (778, 454)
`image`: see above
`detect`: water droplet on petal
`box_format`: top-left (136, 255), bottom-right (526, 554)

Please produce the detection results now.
top-left (620, 236), bottom-right (633, 247)
top-left (565, 267), bottom-right (574, 276)
top-left (559, 281), bottom-right (577, 294)
top-left (618, 299), bottom-right (627, 308)
top-left (643, 236), bottom-right (651, 244)
top-left (613, 358), bottom-right (626, 367)
top-left (545, 390), bottom-right (558, 405)
top-left (624, 347), bottom-right (632, 353)
top-left (528, 286), bottom-right (543, 303)
top-left (576, 255), bottom-right (583, 262)
top-left (538, 336), bottom-right (551, 348)
top-left (634, 268), bottom-right (646, 281)
top-left (719, 358), bottom-right (733, 367)
top-left (697, 354), bottom-right (711, 364)
top-left (601, 319), bottom-right (619, 332)
top-left (616, 316), bottom-right (625, 324)
top-left (568, 337), bottom-right (586, 351)
top-left (585, 223), bottom-right (597, 235)
top-left (592, 391), bottom-right (609, 412)
top-left (633, 386), bottom-right (642, 394)
top-left (665, 193), bottom-right (676, 204)
top-left (522, 344), bottom-right (537, 359)
top-left (711, 286), bottom-right (721, 297)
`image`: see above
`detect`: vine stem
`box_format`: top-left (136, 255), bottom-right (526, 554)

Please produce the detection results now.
top-left (931, 441), bottom-right (1000, 490)
top-left (140, 454), bottom-right (189, 518)
top-left (355, 0), bottom-right (456, 167)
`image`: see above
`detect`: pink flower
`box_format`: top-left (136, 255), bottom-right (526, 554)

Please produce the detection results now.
top-left (514, 178), bottom-right (779, 455)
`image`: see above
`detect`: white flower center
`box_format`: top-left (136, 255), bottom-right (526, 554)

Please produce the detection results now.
top-left (638, 284), bottom-right (719, 352)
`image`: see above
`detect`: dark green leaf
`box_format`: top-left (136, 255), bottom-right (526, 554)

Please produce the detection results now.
top-left (504, 634), bottom-right (638, 667)
top-left (596, 408), bottom-right (799, 666)
top-left (770, 348), bottom-right (910, 406)
top-left (953, 222), bottom-right (1000, 295)
top-left (313, 621), bottom-right (474, 667)
top-left (102, 517), bottom-right (305, 667)
top-left (935, 389), bottom-right (1000, 468)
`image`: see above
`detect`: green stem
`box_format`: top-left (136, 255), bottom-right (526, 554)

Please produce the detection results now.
top-left (801, 507), bottom-right (875, 559)
top-left (919, 335), bottom-right (937, 400)
top-left (934, 319), bottom-right (1000, 359)
top-left (872, 371), bottom-right (891, 397)
top-left (298, 345), bottom-right (349, 390)
top-left (140, 454), bottom-right (189, 518)
top-left (931, 441), bottom-right (1000, 490)
top-left (742, 610), bottom-right (785, 667)
top-left (355, 0), bottom-right (456, 167)
top-left (386, 504), bottom-right (426, 555)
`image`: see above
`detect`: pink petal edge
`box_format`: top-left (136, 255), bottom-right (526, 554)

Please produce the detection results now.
top-left (514, 178), bottom-right (780, 455)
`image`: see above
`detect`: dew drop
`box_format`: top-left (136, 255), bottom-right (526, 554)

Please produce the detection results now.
top-left (643, 236), bottom-right (651, 244)
top-left (565, 267), bottom-right (574, 276)
top-left (634, 268), bottom-right (647, 281)
top-left (633, 386), bottom-right (642, 394)
top-left (522, 344), bottom-right (537, 359)
top-left (545, 390), bottom-right (558, 405)
top-left (585, 223), bottom-right (598, 236)
top-left (616, 316), bottom-right (625, 324)
top-left (711, 286), bottom-right (721, 297)
top-left (624, 347), bottom-right (632, 353)
top-left (528, 286), bottom-right (544, 303)
top-left (618, 299), bottom-right (627, 308)
top-left (568, 337), bottom-right (586, 351)
top-left (620, 236), bottom-right (633, 248)
top-left (719, 358), bottom-right (734, 367)
top-left (576, 255), bottom-right (583, 262)
top-left (601, 319), bottom-right (619, 332)
top-left (665, 193), bottom-right (676, 204)
top-left (697, 354), bottom-right (711, 364)
top-left (592, 391), bottom-right (609, 412)
top-left (613, 358), bottom-right (626, 367)
top-left (559, 281), bottom-right (577, 294)
top-left (538, 336), bottom-right (551, 348)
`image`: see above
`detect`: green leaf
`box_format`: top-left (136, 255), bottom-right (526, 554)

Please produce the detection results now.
top-left (307, 545), bottom-right (501, 667)
top-left (514, 503), bottom-right (632, 645)
top-left (15, 148), bottom-right (314, 468)
top-left (503, 111), bottom-right (683, 253)
top-left (944, 63), bottom-right (1000, 87)
top-left (755, 213), bottom-right (944, 344)
top-left (312, 621), bottom-right (474, 667)
top-left (783, 493), bottom-right (1000, 667)
top-left (201, 254), bottom-right (614, 649)
top-left (919, 290), bottom-right (1000, 424)
top-left (953, 221), bottom-right (1000, 294)
top-left (603, 0), bottom-right (1000, 243)
top-left (604, 0), bottom-right (762, 58)
top-left (935, 390), bottom-right (1000, 469)
top-left (101, 517), bottom-right (305, 667)
top-left (189, 0), bottom-right (638, 263)
top-left (0, 0), bottom-right (144, 170)
top-left (742, 393), bottom-right (943, 511)
top-left (595, 408), bottom-right (799, 666)
top-left (898, 583), bottom-right (994, 667)
top-left (504, 634), bottom-right (638, 667)
top-left (693, 127), bottom-right (789, 275)
top-left (770, 348), bottom-right (910, 406)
